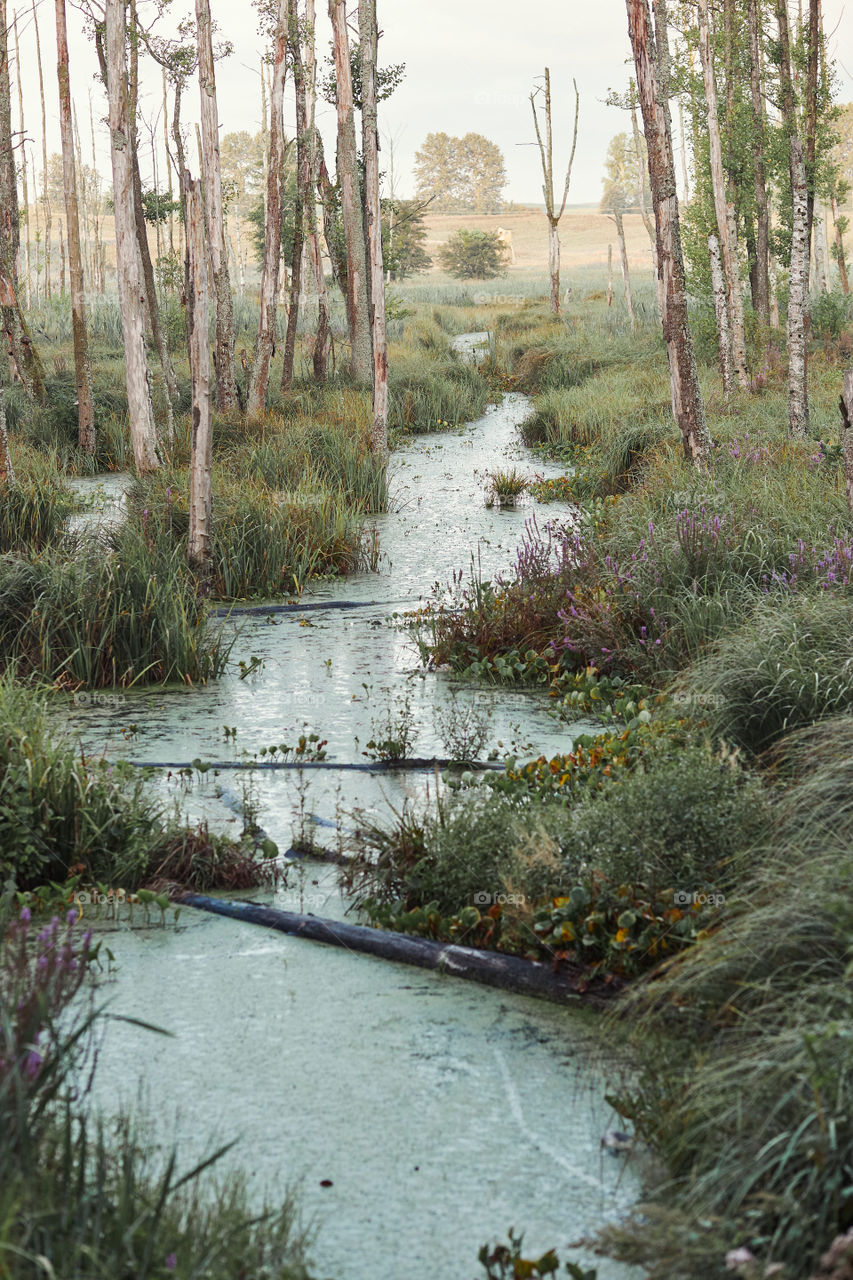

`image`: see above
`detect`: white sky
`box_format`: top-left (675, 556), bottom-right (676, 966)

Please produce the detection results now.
top-left (13, 0), bottom-right (853, 207)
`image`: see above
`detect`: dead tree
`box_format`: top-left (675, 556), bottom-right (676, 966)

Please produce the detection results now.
top-left (626, 0), bottom-right (709, 467)
top-left (105, 0), bottom-right (159, 472)
top-left (195, 0), bottom-right (238, 410)
top-left (247, 0), bottom-right (287, 418)
top-left (329, 0), bottom-right (372, 384)
top-left (697, 0), bottom-right (748, 391)
top-left (776, 0), bottom-right (809, 437)
top-left (281, 0), bottom-right (304, 392)
top-left (0, 0), bottom-right (44, 399)
top-left (302, 0), bottom-right (331, 381)
top-left (13, 15), bottom-right (30, 310)
top-left (185, 173), bottom-right (213, 587)
top-left (56, 0), bottom-right (95, 454)
top-left (530, 68), bottom-right (579, 316)
top-left (33, 4), bottom-right (52, 299)
top-left (359, 0), bottom-right (388, 458)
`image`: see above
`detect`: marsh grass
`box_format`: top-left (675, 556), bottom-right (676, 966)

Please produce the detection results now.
top-left (0, 532), bottom-right (230, 686)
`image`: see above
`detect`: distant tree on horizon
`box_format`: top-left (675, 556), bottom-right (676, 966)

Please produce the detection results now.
top-left (414, 132), bottom-right (506, 214)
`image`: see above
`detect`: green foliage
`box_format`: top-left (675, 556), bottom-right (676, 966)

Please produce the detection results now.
top-left (439, 229), bottom-right (509, 280)
top-left (479, 1229), bottom-right (596, 1278)
top-left (383, 199), bottom-right (432, 279)
top-left (810, 288), bottom-right (853, 338)
top-left (414, 131), bottom-right (507, 213)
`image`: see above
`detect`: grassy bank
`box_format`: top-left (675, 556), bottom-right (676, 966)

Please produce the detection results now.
top-left (344, 281), bottom-right (853, 1276)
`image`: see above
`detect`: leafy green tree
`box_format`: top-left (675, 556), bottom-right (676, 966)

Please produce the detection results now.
top-left (439, 228), bottom-right (508, 279)
top-left (414, 132), bottom-right (506, 213)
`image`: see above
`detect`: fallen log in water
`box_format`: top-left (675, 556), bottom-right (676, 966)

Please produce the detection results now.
top-left (173, 892), bottom-right (623, 1008)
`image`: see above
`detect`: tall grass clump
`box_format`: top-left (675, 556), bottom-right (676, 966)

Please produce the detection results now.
top-left (680, 591), bottom-right (853, 754)
top-left (0, 677), bottom-right (163, 889)
top-left (125, 469), bottom-right (373, 599)
top-left (0, 463), bottom-right (75, 553)
top-left (0, 532), bottom-right (230, 686)
top-left (388, 351), bottom-right (490, 431)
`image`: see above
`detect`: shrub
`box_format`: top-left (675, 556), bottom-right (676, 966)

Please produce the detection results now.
top-left (438, 229), bottom-right (509, 280)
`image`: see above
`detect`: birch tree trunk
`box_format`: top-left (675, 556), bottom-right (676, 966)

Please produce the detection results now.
top-left (747, 0), bottom-right (771, 332)
top-left (105, 0), bottom-right (159, 472)
top-left (13, 16), bottom-right (30, 310)
top-left (329, 0), bottom-right (372, 385)
top-left (626, 0), bottom-right (709, 467)
top-left (776, 0), bottom-right (809, 437)
top-left (303, 0), bottom-right (330, 382)
top-left (831, 194), bottom-right (850, 295)
top-left (708, 232), bottom-right (733, 394)
top-left (0, 0), bottom-right (44, 400)
top-left (281, 0), bottom-right (304, 392)
top-left (615, 212), bottom-right (634, 329)
top-left (0, 389), bottom-right (13, 485)
top-left (185, 174), bottom-right (212, 588)
top-left (248, 0), bottom-right (286, 419)
top-left (55, 0), bottom-right (95, 454)
top-left (196, 0), bottom-right (237, 410)
top-left (607, 243), bottom-right (613, 307)
top-left (697, 0), bottom-right (748, 389)
top-left (359, 0), bottom-right (388, 459)
top-left (34, 5), bottom-right (52, 300)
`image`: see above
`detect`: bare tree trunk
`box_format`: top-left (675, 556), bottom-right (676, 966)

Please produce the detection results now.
top-left (530, 68), bottom-right (579, 316)
top-left (607, 243), bottom-right (613, 307)
top-left (105, 0), bottom-right (159, 472)
top-left (0, 388), bottom-right (13, 485)
top-left (34, 4), bottom-right (52, 300)
top-left (281, 0), bottom-right (304, 391)
top-left (677, 94), bottom-right (689, 203)
top-left (776, 0), bottom-right (809, 437)
top-left (13, 15), bottom-right (30, 311)
top-left (831, 193), bottom-right (850, 295)
top-left (804, 0), bottom-right (821, 276)
top-left (841, 369), bottom-right (853, 514)
top-left (359, 0), bottom-right (388, 459)
top-left (615, 212), bottom-right (634, 328)
top-left (747, 0), bottom-right (771, 332)
top-left (708, 232), bottom-right (733, 394)
top-left (56, 0), bottom-right (95, 454)
top-left (248, 0), bottom-right (286, 418)
top-left (185, 173), bottom-right (213, 587)
top-left (697, 0), bottom-right (748, 389)
top-left (812, 211), bottom-right (827, 293)
top-left (303, 0), bottom-right (330, 382)
top-left (89, 94), bottom-right (105, 294)
top-left (0, 0), bottom-right (44, 399)
top-left (196, 0), bottom-right (237, 410)
top-left (329, 0), bottom-right (372, 384)
top-left (626, 0), bottom-right (709, 467)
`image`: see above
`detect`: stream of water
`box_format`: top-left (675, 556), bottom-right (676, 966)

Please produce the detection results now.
top-left (69, 335), bottom-right (640, 1279)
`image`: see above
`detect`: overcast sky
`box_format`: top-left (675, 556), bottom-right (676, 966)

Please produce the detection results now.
top-left (14, 0), bottom-right (853, 207)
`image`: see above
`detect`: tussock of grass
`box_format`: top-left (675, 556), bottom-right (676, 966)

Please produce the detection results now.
top-left (0, 533), bottom-right (229, 687)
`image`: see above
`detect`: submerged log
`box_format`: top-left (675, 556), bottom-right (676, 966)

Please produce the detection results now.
top-left (173, 892), bottom-right (624, 1007)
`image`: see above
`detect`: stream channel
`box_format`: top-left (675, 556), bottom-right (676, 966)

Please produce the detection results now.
top-left (65, 333), bottom-right (641, 1279)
